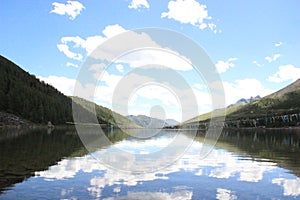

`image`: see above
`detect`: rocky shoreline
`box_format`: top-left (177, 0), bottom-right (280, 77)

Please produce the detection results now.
top-left (0, 111), bottom-right (34, 128)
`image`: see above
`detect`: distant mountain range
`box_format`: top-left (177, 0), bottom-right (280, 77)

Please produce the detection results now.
top-left (165, 119), bottom-right (179, 126)
top-left (228, 95), bottom-right (261, 108)
top-left (127, 115), bottom-right (178, 128)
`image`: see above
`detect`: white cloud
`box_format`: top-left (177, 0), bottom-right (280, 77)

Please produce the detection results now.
top-left (57, 24), bottom-right (194, 72)
top-left (57, 24), bottom-right (126, 60)
top-left (118, 49), bottom-right (193, 71)
top-left (76, 36), bottom-right (104, 56)
top-left (93, 72), bottom-right (182, 120)
top-left (223, 79), bottom-right (274, 106)
top-left (38, 75), bottom-right (76, 96)
top-left (267, 64), bottom-right (300, 83)
top-left (265, 53), bottom-right (281, 63)
top-left (94, 70), bottom-right (204, 121)
top-left (275, 42), bottom-right (283, 47)
top-left (253, 60), bottom-right (263, 67)
top-left (192, 85), bottom-right (213, 114)
top-left (56, 24), bottom-right (216, 120)
top-left (66, 62), bottom-right (79, 68)
top-left (161, 0), bottom-right (217, 32)
top-left (102, 24), bottom-right (127, 38)
top-left (116, 64), bottom-right (124, 73)
top-left (57, 43), bottom-right (83, 61)
top-left (93, 71), bottom-right (123, 106)
top-left (127, 84), bottom-right (182, 121)
top-left (60, 36), bottom-right (86, 47)
top-left (215, 57), bottom-right (238, 73)
top-left (74, 82), bottom-right (99, 102)
top-left (89, 30), bottom-right (162, 62)
top-left (199, 23), bottom-right (207, 30)
top-left (101, 71), bottom-right (123, 88)
top-left (208, 23), bottom-right (217, 33)
top-left (129, 85), bottom-right (179, 107)
top-left (128, 0), bottom-right (150, 9)
top-left (50, 1), bottom-right (85, 20)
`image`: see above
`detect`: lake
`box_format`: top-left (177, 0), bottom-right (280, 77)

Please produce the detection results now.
top-left (0, 127), bottom-right (300, 199)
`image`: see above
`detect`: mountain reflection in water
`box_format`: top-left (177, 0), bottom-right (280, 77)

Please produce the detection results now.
top-left (0, 127), bottom-right (300, 199)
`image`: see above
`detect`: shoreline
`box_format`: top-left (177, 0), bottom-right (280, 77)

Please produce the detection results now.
top-left (164, 126), bottom-right (300, 131)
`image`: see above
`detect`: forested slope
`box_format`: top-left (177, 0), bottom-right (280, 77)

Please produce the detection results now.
top-left (0, 55), bottom-right (73, 124)
top-left (0, 55), bottom-right (138, 127)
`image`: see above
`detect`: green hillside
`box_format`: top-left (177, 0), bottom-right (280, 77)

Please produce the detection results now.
top-left (227, 79), bottom-right (300, 120)
top-left (0, 55), bottom-right (138, 127)
top-left (71, 96), bottom-right (140, 128)
top-left (182, 78), bottom-right (300, 128)
top-left (183, 105), bottom-right (241, 124)
top-left (0, 55), bottom-right (73, 124)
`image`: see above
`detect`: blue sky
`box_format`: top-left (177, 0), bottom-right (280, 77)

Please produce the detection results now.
top-left (1, 0), bottom-right (300, 121)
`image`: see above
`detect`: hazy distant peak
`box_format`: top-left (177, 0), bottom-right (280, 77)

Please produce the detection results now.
top-left (228, 95), bottom-right (261, 108)
top-left (126, 115), bottom-right (178, 128)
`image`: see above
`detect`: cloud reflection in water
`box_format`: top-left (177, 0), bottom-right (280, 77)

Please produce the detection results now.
top-left (35, 133), bottom-right (300, 199)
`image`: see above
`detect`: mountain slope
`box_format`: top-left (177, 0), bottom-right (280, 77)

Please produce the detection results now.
top-left (71, 97), bottom-right (140, 128)
top-left (228, 96), bottom-right (261, 108)
top-left (0, 55), bottom-right (137, 127)
top-left (165, 119), bottom-right (179, 126)
top-left (182, 78), bottom-right (300, 127)
top-left (0, 55), bottom-right (74, 124)
top-left (267, 79), bottom-right (300, 98)
top-left (127, 115), bottom-right (171, 128)
top-left (227, 79), bottom-right (300, 121)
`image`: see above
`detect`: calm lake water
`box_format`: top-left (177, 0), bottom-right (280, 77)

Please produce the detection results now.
top-left (0, 127), bottom-right (300, 199)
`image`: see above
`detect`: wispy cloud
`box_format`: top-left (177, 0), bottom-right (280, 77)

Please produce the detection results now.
top-left (57, 43), bottom-right (83, 61)
top-left (116, 64), bottom-right (124, 73)
top-left (275, 42), bottom-right (283, 47)
top-left (50, 1), bottom-right (85, 20)
top-left (215, 57), bottom-right (238, 73)
top-left (161, 0), bottom-right (218, 33)
top-left (128, 0), bottom-right (150, 10)
top-left (56, 24), bottom-right (126, 60)
top-left (66, 62), bottom-right (79, 68)
top-left (265, 53), bottom-right (281, 63)
top-left (253, 60), bottom-right (264, 67)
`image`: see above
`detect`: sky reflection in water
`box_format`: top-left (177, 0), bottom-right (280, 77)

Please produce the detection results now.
top-left (1, 129), bottom-right (300, 199)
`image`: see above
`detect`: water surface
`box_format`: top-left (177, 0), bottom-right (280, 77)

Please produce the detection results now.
top-left (0, 127), bottom-right (300, 199)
